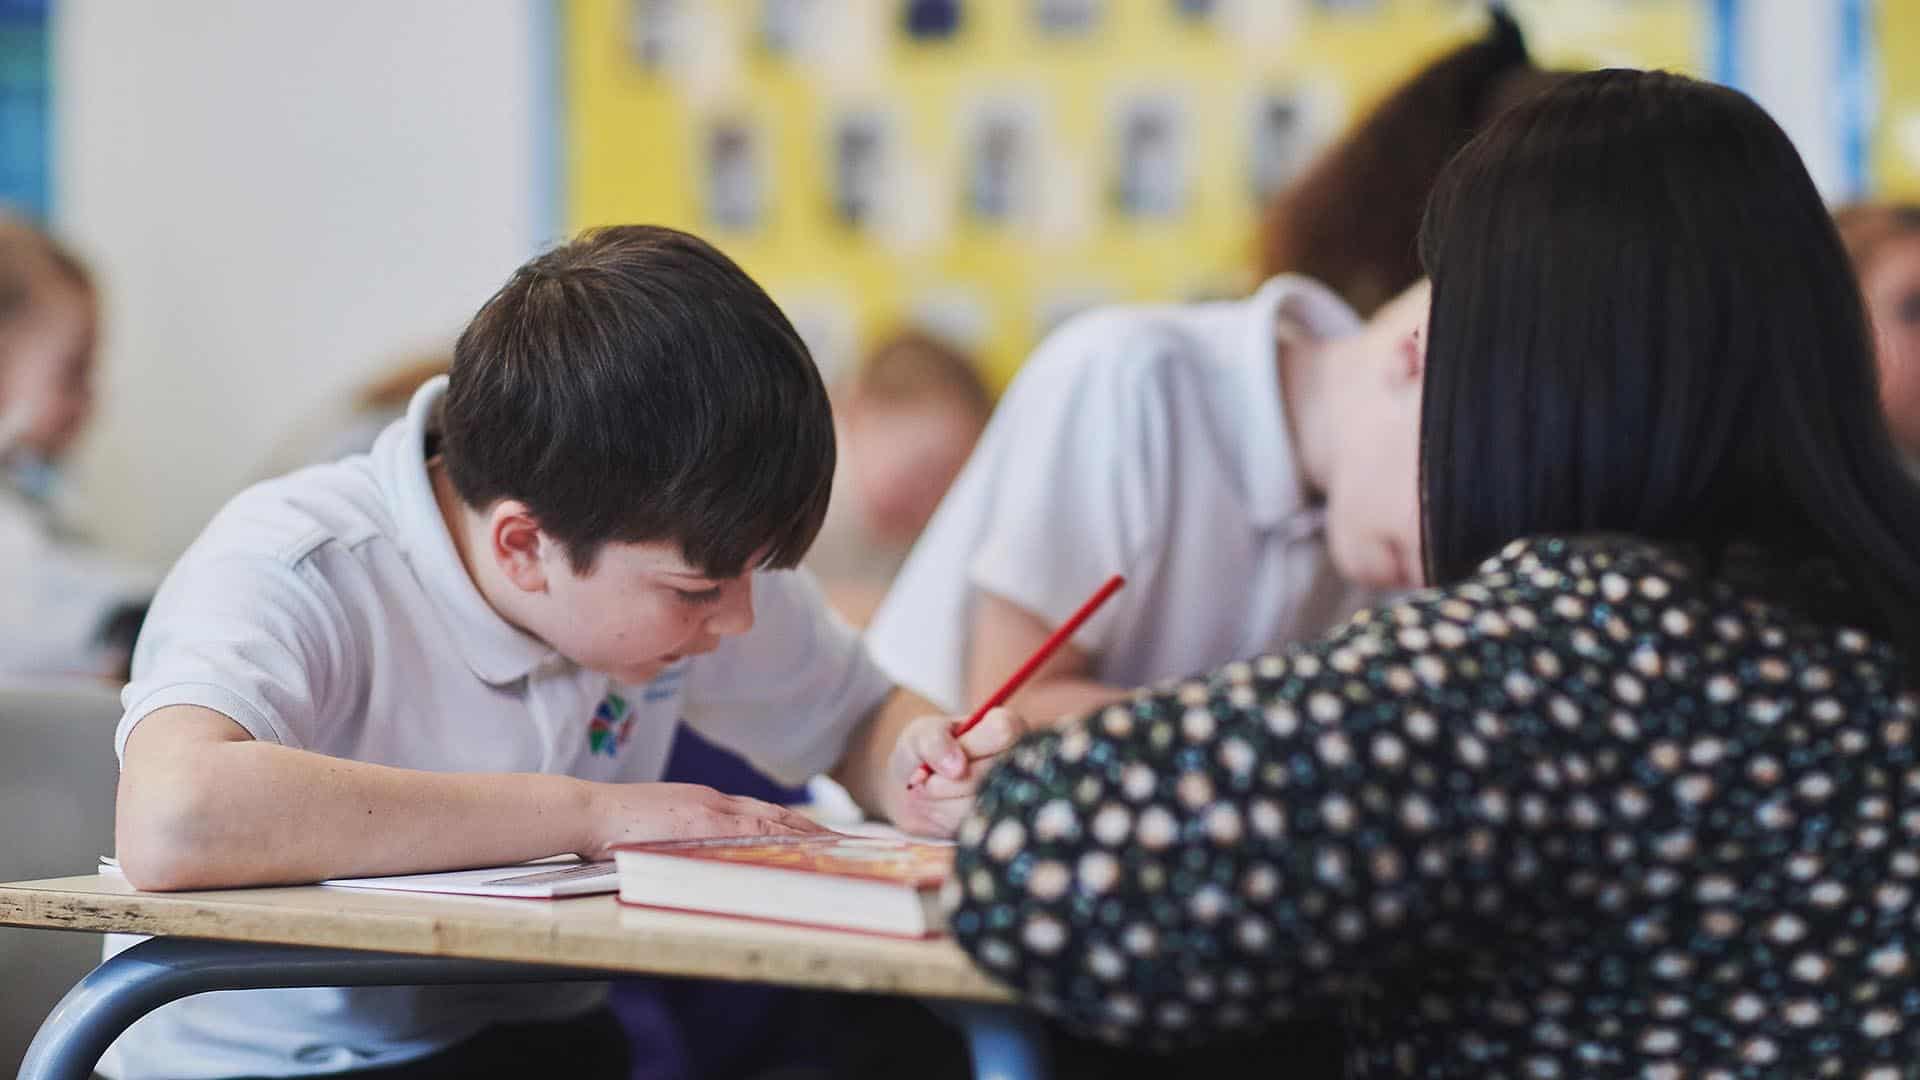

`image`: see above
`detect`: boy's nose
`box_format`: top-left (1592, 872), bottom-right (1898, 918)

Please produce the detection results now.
top-left (705, 575), bottom-right (755, 636)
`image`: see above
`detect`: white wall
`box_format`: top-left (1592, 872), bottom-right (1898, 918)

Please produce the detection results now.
top-left (55, 0), bottom-right (547, 566)
top-left (1733, 0), bottom-right (1854, 202)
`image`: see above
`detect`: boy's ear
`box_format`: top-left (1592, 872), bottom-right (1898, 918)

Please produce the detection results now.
top-left (488, 500), bottom-right (550, 593)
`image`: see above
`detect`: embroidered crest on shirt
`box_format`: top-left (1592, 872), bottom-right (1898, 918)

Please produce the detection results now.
top-left (587, 692), bottom-right (635, 757)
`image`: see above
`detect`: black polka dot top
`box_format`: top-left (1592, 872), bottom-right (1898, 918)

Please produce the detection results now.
top-left (947, 536), bottom-right (1920, 1078)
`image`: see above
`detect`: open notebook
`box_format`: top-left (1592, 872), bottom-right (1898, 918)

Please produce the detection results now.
top-left (94, 823), bottom-right (930, 901)
top-left (98, 854), bottom-right (618, 899)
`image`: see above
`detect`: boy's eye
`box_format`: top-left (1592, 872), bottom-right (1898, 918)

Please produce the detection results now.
top-left (674, 586), bottom-right (723, 605)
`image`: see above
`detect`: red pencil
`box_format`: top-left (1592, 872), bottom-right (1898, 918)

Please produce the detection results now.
top-left (907, 573), bottom-right (1126, 790)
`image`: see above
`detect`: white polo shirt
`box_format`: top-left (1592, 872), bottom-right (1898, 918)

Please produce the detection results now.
top-left (868, 275), bottom-right (1374, 713)
top-left (102, 377), bottom-right (893, 1080)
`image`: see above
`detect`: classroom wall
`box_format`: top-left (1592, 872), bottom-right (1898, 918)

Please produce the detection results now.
top-left (566, 0), bottom-right (1712, 389)
top-left (54, 0), bottom-right (547, 567)
top-left (44, 1), bottom-right (1863, 571)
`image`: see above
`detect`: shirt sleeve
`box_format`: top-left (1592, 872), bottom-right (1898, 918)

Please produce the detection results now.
top-left (966, 314), bottom-right (1173, 653)
top-left (945, 539), bottom-right (1640, 1048)
top-left (678, 569), bottom-right (896, 786)
top-left (117, 552), bottom-right (352, 761)
top-left (866, 312), bottom-right (1175, 710)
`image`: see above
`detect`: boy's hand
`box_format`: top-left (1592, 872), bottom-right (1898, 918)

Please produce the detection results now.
top-left (885, 708), bottom-right (1030, 837)
top-left (580, 781), bottom-right (828, 859)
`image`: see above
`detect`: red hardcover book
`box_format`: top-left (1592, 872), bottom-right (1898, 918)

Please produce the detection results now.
top-left (612, 833), bottom-right (955, 938)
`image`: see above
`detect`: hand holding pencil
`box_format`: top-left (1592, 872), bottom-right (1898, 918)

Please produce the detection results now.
top-left (906, 574), bottom-right (1126, 791)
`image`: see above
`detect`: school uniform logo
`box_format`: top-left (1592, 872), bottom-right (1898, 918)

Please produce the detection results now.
top-left (587, 692), bottom-right (635, 757)
top-left (587, 666), bottom-right (685, 757)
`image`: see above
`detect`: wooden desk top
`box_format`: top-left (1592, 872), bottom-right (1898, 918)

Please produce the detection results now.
top-left (0, 874), bottom-right (1012, 1003)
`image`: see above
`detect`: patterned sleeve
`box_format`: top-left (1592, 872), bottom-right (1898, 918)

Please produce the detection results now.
top-left (944, 538), bottom-right (1673, 1047)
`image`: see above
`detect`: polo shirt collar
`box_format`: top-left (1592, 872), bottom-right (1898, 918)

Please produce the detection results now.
top-left (376, 375), bottom-right (556, 686)
top-left (1236, 275), bottom-right (1363, 531)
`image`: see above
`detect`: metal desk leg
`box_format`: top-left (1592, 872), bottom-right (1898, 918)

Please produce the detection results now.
top-left (19, 937), bottom-right (602, 1080)
top-left (943, 1002), bottom-right (1051, 1080)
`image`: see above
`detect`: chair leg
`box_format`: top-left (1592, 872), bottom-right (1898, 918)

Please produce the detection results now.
top-left (938, 1001), bottom-right (1052, 1080)
top-left (19, 937), bottom-right (601, 1080)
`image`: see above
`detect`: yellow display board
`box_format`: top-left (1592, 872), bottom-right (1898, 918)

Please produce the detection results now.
top-left (565, 0), bottom-right (1707, 386)
top-left (1872, 0), bottom-right (1920, 199)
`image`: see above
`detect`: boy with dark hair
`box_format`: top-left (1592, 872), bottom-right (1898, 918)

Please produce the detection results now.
top-left (104, 226), bottom-right (1019, 1079)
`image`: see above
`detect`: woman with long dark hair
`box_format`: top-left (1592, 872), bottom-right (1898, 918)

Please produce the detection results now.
top-left (946, 69), bottom-right (1920, 1075)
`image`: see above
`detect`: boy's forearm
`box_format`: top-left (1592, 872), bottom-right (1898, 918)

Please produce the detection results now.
top-left (966, 589), bottom-right (1131, 729)
top-left (828, 686), bottom-right (930, 822)
top-left (1007, 677), bottom-right (1136, 729)
top-left (118, 719), bottom-right (594, 890)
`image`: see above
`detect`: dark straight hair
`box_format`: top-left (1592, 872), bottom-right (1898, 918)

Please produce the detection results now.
top-left (444, 225), bottom-right (834, 576)
top-left (1418, 69), bottom-right (1920, 663)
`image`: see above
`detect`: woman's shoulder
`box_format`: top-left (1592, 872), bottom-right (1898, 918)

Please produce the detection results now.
top-left (1401, 534), bottom-right (1905, 676)
top-left (1385, 534), bottom-right (1704, 623)
top-left (1471, 534), bottom-right (1697, 583)
top-left (1323, 534), bottom-right (1717, 669)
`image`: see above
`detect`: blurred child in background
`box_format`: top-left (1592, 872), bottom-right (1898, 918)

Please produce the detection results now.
top-left (0, 214), bottom-right (150, 681)
top-left (807, 329), bottom-right (992, 627)
top-left (1834, 202), bottom-right (1920, 473)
